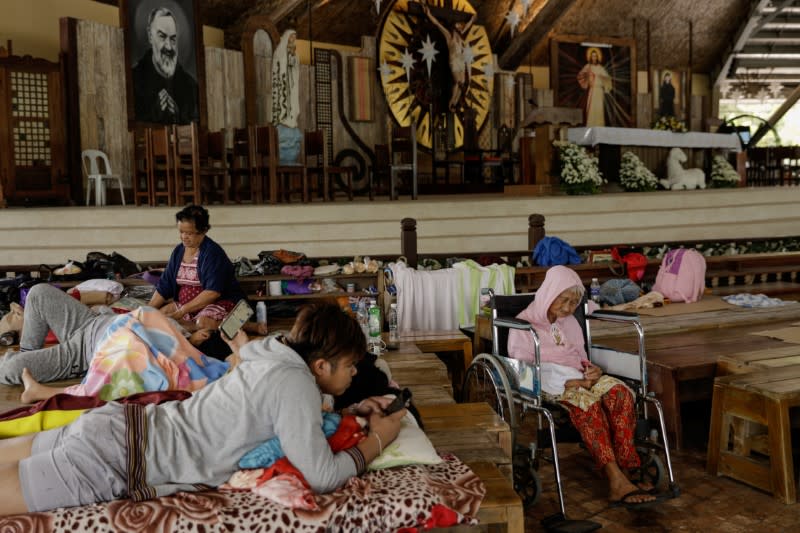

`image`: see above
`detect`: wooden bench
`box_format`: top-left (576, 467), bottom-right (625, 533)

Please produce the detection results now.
top-left (417, 402), bottom-right (521, 533)
top-left (382, 348), bottom-right (455, 406)
top-left (707, 366), bottom-right (800, 504)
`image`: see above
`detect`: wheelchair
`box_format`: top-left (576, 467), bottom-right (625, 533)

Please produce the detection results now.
top-left (462, 290), bottom-right (680, 530)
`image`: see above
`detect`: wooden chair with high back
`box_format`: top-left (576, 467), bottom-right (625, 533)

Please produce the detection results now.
top-left (370, 144), bottom-right (391, 200)
top-left (305, 129), bottom-right (353, 201)
top-left (275, 132), bottom-right (309, 203)
top-left (251, 125), bottom-right (278, 204)
top-left (173, 123), bottom-right (200, 205)
top-left (173, 123), bottom-right (229, 205)
top-left (230, 126), bottom-right (260, 203)
top-left (149, 126), bottom-right (175, 206)
top-left (132, 127), bottom-right (153, 206)
top-left (202, 129), bottom-right (229, 204)
top-left (390, 123), bottom-right (418, 200)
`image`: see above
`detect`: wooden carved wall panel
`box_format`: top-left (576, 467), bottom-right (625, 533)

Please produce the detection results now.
top-left (0, 54), bottom-right (69, 205)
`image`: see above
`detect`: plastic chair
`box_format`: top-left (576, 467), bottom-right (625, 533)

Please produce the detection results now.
top-left (82, 149), bottom-right (126, 206)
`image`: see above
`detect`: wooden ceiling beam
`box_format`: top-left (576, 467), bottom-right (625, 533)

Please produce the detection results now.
top-left (498, 0), bottom-right (576, 70)
top-left (750, 83), bottom-right (800, 145)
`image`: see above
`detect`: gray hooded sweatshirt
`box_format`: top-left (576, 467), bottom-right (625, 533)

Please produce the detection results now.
top-left (141, 336), bottom-right (358, 495)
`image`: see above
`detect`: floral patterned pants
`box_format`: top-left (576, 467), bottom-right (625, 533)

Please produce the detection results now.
top-left (562, 384), bottom-right (640, 471)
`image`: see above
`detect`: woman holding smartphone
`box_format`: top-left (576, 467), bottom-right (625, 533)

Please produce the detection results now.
top-left (0, 303), bottom-right (404, 516)
top-left (507, 266), bottom-right (657, 508)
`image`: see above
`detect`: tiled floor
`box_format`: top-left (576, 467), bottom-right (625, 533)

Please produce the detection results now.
top-left (519, 402), bottom-right (800, 533)
top-left (524, 443), bottom-right (800, 533)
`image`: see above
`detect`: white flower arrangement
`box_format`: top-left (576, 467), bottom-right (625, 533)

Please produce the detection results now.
top-left (554, 140), bottom-right (605, 194)
top-left (619, 151), bottom-right (659, 192)
top-left (710, 155), bottom-right (741, 188)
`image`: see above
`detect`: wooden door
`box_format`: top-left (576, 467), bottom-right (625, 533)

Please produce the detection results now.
top-left (0, 54), bottom-right (69, 206)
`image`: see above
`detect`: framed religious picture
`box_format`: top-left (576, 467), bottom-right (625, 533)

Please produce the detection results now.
top-left (120, 0), bottom-right (206, 129)
top-left (652, 68), bottom-right (686, 120)
top-left (550, 34), bottom-right (636, 128)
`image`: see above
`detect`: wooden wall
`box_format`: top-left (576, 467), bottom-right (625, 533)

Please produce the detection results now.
top-left (205, 47), bottom-right (246, 136)
top-left (76, 20), bottom-right (131, 186)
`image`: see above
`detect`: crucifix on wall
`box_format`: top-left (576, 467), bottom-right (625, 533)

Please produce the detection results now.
top-left (377, 0), bottom-right (493, 150)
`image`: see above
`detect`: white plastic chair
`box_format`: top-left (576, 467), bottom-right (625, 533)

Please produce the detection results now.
top-left (82, 149), bottom-right (126, 206)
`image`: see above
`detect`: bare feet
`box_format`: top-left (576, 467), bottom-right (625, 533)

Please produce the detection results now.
top-left (605, 462), bottom-right (657, 505)
top-left (20, 368), bottom-right (63, 404)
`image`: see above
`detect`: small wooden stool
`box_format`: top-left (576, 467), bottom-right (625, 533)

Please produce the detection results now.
top-left (707, 365), bottom-right (800, 503)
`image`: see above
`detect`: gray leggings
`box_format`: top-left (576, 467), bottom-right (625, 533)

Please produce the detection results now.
top-left (0, 284), bottom-right (106, 384)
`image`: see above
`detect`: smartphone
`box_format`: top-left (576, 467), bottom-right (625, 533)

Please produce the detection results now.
top-left (384, 388), bottom-right (412, 415)
top-left (219, 300), bottom-right (254, 340)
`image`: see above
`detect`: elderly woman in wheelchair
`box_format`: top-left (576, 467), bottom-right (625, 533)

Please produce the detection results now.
top-left (507, 266), bottom-right (657, 508)
top-left (463, 265), bottom-right (678, 527)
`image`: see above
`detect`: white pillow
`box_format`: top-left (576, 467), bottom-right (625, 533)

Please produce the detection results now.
top-left (367, 411), bottom-right (442, 470)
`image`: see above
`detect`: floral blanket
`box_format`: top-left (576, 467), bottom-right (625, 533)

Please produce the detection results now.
top-left (0, 454), bottom-right (484, 533)
top-left (64, 307), bottom-right (228, 400)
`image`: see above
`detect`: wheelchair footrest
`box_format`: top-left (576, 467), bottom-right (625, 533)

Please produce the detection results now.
top-left (541, 513), bottom-right (602, 533)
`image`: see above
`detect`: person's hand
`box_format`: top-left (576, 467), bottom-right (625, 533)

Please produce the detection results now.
top-left (348, 396), bottom-right (393, 417)
top-left (188, 328), bottom-right (211, 346)
top-left (160, 302), bottom-right (179, 316)
top-left (368, 408), bottom-right (406, 448)
top-left (583, 362), bottom-right (603, 382)
top-left (221, 329), bottom-right (249, 355)
top-left (158, 89), bottom-right (178, 115)
top-left (564, 378), bottom-right (594, 390)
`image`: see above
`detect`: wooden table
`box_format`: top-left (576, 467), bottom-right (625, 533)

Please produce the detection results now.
top-left (399, 330), bottom-right (473, 370)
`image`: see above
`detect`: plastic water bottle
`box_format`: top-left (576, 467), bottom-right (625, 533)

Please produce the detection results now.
top-left (368, 300), bottom-right (382, 352)
top-left (356, 299), bottom-right (369, 342)
top-left (387, 302), bottom-right (399, 346)
top-left (590, 278), bottom-right (601, 303)
top-left (256, 301), bottom-right (267, 329)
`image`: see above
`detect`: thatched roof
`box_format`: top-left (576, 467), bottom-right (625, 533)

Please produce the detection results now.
top-left (96, 0), bottom-right (798, 91)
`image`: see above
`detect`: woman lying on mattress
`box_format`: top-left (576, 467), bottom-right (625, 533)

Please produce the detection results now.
top-left (0, 283), bottom-right (231, 403)
top-left (0, 302), bottom-right (404, 516)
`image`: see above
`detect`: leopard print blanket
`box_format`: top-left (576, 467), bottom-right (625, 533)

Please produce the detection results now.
top-left (1, 454), bottom-right (484, 532)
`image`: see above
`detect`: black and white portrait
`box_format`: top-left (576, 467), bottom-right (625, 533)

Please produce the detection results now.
top-left (124, 0), bottom-right (200, 125)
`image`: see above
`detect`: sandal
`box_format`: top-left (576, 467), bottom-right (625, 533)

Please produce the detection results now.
top-left (609, 488), bottom-right (662, 509)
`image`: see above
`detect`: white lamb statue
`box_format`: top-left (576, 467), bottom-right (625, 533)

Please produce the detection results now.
top-left (660, 147), bottom-right (706, 190)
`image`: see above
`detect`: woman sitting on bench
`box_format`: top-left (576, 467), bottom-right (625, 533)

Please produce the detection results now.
top-left (507, 265), bottom-right (657, 508)
top-left (0, 302), bottom-right (404, 516)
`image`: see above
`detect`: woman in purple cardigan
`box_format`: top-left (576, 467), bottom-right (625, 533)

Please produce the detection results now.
top-left (149, 205), bottom-right (245, 330)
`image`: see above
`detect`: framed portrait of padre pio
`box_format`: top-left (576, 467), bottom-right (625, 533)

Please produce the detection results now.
top-left (550, 34), bottom-right (636, 128)
top-left (121, 0), bottom-right (206, 128)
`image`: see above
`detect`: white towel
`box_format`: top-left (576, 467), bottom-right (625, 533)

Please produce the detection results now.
top-left (453, 260), bottom-right (516, 328)
top-left (390, 261), bottom-right (460, 332)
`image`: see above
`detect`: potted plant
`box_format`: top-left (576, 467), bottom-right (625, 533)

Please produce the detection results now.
top-left (554, 141), bottom-right (605, 195)
top-left (619, 151), bottom-right (659, 192)
top-left (652, 115), bottom-right (688, 132)
top-left (710, 155), bottom-right (742, 188)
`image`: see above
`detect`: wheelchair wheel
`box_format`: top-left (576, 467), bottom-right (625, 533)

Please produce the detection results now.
top-left (513, 444), bottom-right (542, 508)
top-left (461, 354), bottom-right (518, 429)
top-left (632, 447), bottom-right (666, 490)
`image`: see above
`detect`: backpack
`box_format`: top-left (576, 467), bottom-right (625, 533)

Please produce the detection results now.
top-left (652, 248), bottom-right (706, 303)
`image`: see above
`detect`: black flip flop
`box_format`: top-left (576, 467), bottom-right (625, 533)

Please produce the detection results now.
top-left (609, 488), bottom-right (662, 509)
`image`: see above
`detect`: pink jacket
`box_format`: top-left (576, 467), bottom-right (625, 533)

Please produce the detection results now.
top-left (507, 266), bottom-right (588, 371)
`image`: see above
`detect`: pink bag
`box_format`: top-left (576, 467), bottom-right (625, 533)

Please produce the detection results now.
top-left (652, 248), bottom-right (706, 303)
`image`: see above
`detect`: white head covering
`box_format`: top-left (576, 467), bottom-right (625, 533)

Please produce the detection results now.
top-left (271, 29), bottom-right (300, 128)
